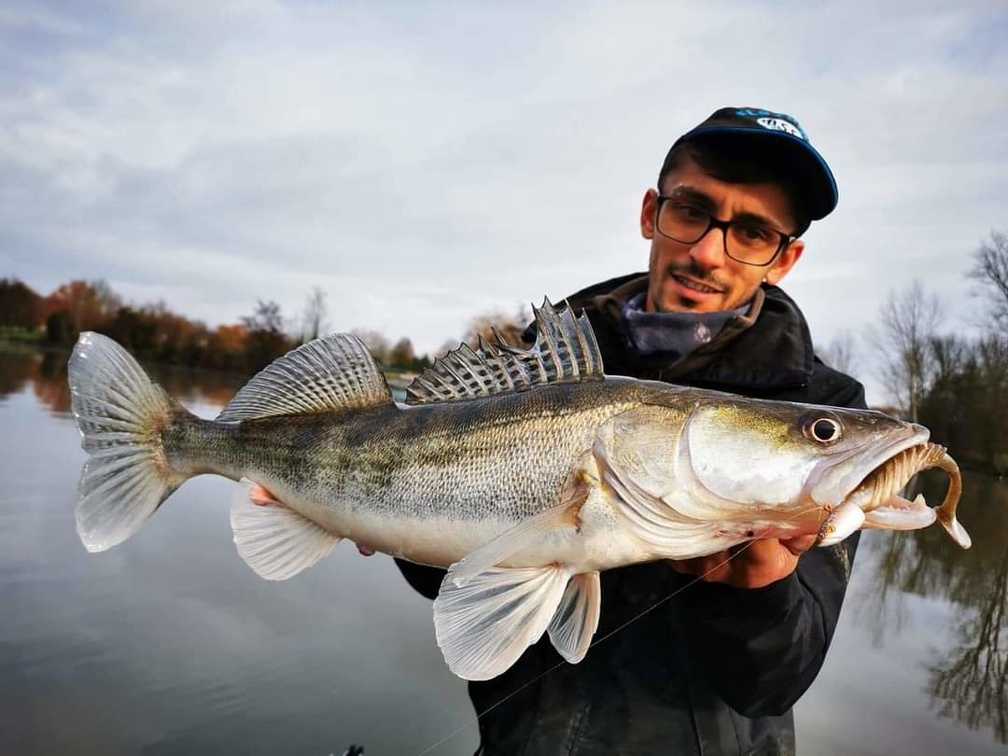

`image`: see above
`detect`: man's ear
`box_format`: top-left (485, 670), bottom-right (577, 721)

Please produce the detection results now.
top-left (764, 240), bottom-right (804, 286)
top-left (640, 188), bottom-right (658, 240)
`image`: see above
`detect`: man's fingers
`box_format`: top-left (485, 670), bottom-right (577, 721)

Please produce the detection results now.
top-left (780, 534), bottom-right (818, 557)
top-left (667, 538), bottom-right (808, 589)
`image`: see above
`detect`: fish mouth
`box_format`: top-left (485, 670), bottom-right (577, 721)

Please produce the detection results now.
top-left (821, 439), bottom-right (970, 549)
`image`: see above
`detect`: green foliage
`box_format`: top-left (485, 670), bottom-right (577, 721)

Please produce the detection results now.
top-left (0, 325), bottom-right (45, 344)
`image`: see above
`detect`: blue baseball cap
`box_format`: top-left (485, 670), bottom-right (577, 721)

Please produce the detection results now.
top-left (668, 106), bottom-right (839, 221)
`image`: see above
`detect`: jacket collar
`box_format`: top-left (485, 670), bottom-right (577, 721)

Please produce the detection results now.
top-left (584, 273), bottom-right (815, 391)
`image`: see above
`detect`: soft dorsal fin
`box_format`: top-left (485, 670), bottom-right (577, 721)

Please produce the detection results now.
top-left (406, 299), bottom-right (603, 405)
top-left (218, 333), bottom-right (391, 422)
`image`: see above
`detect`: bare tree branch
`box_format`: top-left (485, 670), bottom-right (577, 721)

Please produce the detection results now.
top-left (301, 287), bottom-right (329, 343)
top-left (819, 330), bottom-right (858, 375)
top-left (967, 230), bottom-right (1008, 330)
top-left (867, 280), bottom-right (944, 421)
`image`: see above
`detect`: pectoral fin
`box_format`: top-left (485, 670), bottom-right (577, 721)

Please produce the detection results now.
top-left (547, 571), bottom-right (601, 665)
top-left (434, 563), bottom-right (572, 680)
top-left (230, 478), bottom-right (340, 580)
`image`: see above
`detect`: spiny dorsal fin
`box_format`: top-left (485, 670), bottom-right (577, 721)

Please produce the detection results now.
top-left (218, 333), bottom-right (391, 422)
top-left (406, 298), bottom-right (603, 405)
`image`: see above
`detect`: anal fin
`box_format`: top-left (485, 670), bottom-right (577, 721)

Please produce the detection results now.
top-left (230, 478), bottom-right (340, 580)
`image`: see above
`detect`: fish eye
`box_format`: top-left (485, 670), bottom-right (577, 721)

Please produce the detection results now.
top-left (803, 415), bottom-right (843, 444)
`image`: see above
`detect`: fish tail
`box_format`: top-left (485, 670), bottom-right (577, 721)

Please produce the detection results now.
top-left (69, 332), bottom-right (195, 553)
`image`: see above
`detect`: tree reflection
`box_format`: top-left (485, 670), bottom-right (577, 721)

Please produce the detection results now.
top-left (927, 547), bottom-right (1008, 742)
top-left (0, 348), bottom-right (41, 401)
top-left (13, 347), bottom-right (247, 417)
top-left (861, 471), bottom-right (1008, 743)
top-left (33, 350), bottom-right (71, 413)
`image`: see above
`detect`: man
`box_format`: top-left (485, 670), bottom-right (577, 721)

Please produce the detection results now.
top-left (396, 107), bottom-right (866, 755)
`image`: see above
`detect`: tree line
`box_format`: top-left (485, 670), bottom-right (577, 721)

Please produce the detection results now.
top-left (0, 280), bottom-right (432, 374)
top-left (822, 231), bottom-right (1008, 476)
top-left (0, 278), bottom-right (530, 377)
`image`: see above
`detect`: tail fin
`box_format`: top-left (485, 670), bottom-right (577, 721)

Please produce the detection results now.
top-left (69, 332), bottom-right (192, 552)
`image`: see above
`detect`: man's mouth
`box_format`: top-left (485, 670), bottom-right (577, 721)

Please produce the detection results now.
top-left (672, 273), bottom-right (722, 294)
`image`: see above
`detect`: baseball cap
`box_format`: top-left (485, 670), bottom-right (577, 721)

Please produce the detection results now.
top-left (666, 107), bottom-right (838, 221)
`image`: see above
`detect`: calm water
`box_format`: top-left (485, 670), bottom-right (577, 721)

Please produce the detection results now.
top-left (2, 347), bottom-right (1006, 755)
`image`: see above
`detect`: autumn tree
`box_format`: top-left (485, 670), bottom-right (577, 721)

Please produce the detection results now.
top-left (967, 230), bottom-right (1008, 331)
top-left (868, 280), bottom-right (944, 422)
top-left (463, 304), bottom-right (532, 348)
top-left (387, 337), bottom-right (417, 370)
top-left (0, 278), bottom-right (43, 329)
top-left (43, 279), bottom-right (121, 344)
top-left (241, 300), bottom-right (291, 372)
top-left (206, 324), bottom-right (248, 371)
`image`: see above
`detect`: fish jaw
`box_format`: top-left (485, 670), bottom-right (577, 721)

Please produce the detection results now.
top-left (839, 443), bottom-right (971, 549)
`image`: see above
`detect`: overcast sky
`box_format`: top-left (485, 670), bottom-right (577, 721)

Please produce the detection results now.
top-left (2, 1), bottom-right (1006, 400)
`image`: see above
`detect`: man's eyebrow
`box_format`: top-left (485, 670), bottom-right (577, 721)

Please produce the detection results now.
top-left (732, 210), bottom-right (788, 233)
top-left (666, 186), bottom-right (788, 232)
top-left (665, 186), bottom-right (715, 208)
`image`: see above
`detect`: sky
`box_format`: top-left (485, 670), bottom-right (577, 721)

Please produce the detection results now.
top-left (2, 0), bottom-right (1006, 402)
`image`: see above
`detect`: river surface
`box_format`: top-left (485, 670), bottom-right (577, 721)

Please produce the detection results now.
top-left (2, 346), bottom-right (1006, 755)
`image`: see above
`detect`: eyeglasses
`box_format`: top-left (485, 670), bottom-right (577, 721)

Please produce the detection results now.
top-left (654, 195), bottom-right (795, 267)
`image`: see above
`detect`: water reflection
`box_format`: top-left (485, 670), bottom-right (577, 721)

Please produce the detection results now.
top-left (1, 344), bottom-right (247, 418)
top-left (3, 345), bottom-right (399, 417)
top-left (858, 470), bottom-right (1008, 744)
top-left (0, 347), bottom-right (42, 401)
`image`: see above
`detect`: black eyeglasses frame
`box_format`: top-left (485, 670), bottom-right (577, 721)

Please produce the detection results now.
top-left (654, 194), bottom-right (796, 267)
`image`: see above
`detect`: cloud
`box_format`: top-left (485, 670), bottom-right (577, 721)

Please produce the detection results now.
top-left (1, 1), bottom-right (1006, 397)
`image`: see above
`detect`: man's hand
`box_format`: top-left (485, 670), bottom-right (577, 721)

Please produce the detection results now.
top-left (667, 535), bottom-right (818, 589)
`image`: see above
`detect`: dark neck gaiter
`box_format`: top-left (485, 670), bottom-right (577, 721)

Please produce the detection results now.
top-left (619, 293), bottom-right (748, 366)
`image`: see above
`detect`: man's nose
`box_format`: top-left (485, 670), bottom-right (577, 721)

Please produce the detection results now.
top-left (689, 226), bottom-right (728, 268)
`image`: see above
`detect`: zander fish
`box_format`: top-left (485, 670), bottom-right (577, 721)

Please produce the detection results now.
top-left (68, 302), bottom-right (971, 681)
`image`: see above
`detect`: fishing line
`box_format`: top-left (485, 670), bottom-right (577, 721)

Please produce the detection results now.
top-left (416, 542), bottom-right (757, 756)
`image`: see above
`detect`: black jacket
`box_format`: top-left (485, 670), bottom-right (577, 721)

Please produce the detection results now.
top-left (397, 273), bottom-right (867, 755)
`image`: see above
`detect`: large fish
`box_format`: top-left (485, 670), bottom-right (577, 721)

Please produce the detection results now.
top-left (68, 302), bottom-right (971, 681)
